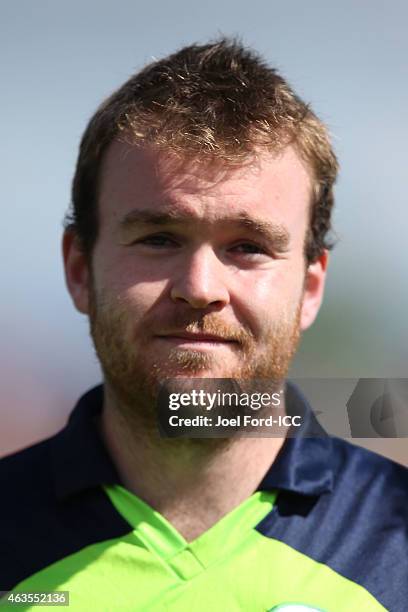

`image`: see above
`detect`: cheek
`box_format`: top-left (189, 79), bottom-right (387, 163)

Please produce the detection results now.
top-left (93, 271), bottom-right (168, 332)
top-left (124, 280), bottom-right (169, 316)
top-left (234, 267), bottom-right (304, 322)
top-left (94, 248), bottom-right (167, 302)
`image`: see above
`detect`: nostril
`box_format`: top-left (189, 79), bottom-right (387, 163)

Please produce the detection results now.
top-left (170, 283), bottom-right (230, 309)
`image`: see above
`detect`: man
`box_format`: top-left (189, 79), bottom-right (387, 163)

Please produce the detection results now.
top-left (0, 39), bottom-right (407, 611)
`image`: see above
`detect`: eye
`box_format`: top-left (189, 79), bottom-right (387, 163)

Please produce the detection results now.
top-left (229, 242), bottom-right (267, 255)
top-left (135, 233), bottom-right (179, 248)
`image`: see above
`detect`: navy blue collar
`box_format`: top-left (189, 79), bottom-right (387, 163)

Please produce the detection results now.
top-left (51, 386), bottom-right (120, 501)
top-left (257, 382), bottom-right (334, 496)
top-left (51, 382), bottom-right (334, 501)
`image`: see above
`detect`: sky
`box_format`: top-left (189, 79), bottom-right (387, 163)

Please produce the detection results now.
top-left (1, 0), bottom-right (407, 459)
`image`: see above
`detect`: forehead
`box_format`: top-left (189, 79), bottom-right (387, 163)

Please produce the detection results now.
top-left (98, 141), bottom-right (312, 230)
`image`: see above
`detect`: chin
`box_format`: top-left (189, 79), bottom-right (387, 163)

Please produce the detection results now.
top-left (149, 352), bottom-right (233, 380)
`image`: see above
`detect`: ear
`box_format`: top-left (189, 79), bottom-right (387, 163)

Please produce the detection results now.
top-left (300, 250), bottom-right (329, 331)
top-left (62, 229), bottom-right (90, 314)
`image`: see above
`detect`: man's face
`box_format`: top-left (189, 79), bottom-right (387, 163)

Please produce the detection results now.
top-left (64, 143), bottom-right (327, 410)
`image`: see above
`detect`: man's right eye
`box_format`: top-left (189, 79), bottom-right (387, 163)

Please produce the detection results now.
top-left (134, 234), bottom-right (179, 248)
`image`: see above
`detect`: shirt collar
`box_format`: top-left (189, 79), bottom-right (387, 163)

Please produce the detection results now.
top-left (52, 382), bottom-right (334, 501)
top-left (257, 381), bottom-right (334, 496)
top-left (51, 386), bottom-right (120, 501)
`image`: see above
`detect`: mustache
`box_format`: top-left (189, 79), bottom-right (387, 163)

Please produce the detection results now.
top-left (155, 313), bottom-right (254, 345)
top-left (89, 291), bottom-right (255, 347)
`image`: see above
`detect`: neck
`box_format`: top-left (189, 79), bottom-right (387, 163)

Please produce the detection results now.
top-left (99, 386), bottom-right (286, 541)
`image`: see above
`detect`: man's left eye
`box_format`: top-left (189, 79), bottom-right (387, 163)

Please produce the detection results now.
top-left (230, 242), bottom-right (266, 255)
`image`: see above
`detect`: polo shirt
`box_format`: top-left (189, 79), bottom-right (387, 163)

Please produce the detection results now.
top-left (0, 383), bottom-right (407, 611)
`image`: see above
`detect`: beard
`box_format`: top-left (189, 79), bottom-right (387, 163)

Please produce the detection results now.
top-left (88, 283), bottom-right (302, 436)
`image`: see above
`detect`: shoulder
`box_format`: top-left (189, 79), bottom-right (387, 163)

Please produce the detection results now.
top-left (0, 434), bottom-right (64, 588)
top-left (326, 438), bottom-right (408, 595)
top-left (330, 436), bottom-right (408, 504)
top-left (260, 436), bottom-right (408, 610)
top-left (0, 421), bottom-right (129, 591)
top-left (326, 436), bottom-right (408, 542)
top-left (0, 433), bottom-right (60, 527)
top-left (0, 434), bottom-right (56, 497)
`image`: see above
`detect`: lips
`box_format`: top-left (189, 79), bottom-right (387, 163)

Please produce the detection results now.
top-left (157, 332), bottom-right (236, 343)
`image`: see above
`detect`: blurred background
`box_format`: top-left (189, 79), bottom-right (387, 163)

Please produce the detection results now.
top-left (1, 0), bottom-right (407, 463)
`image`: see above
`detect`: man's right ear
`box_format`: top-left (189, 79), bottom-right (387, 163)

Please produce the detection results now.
top-left (62, 229), bottom-right (90, 314)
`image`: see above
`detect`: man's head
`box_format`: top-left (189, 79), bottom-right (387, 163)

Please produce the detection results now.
top-left (63, 38), bottom-right (338, 416)
top-left (66, 38), bottom-right (337, 265)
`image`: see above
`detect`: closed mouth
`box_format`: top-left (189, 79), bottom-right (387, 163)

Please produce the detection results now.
top-left (157, 332), bottom-right (237, 344)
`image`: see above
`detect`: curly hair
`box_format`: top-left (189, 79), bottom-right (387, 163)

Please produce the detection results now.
top-left (65, 38), bottom-right (338, 263)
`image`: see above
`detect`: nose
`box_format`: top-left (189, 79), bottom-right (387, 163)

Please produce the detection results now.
top-left (170, 246), bottom-right (230, 309)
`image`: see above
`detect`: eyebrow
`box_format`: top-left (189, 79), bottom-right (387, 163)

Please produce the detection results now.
top-left (119, 208), bottom-right (290, 250)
